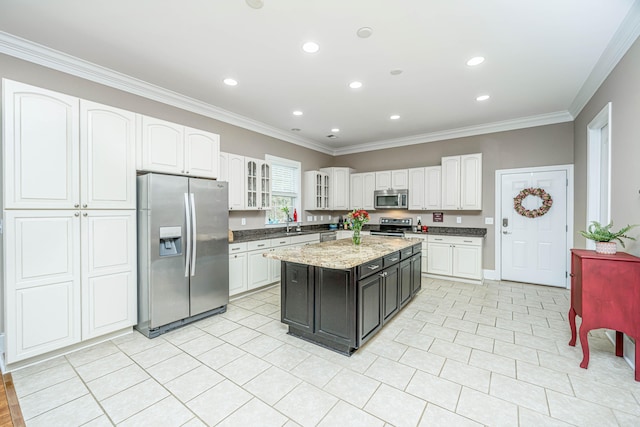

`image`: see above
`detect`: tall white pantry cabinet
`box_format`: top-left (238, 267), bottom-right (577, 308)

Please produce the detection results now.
top-left (2, 80), bottom-right (137, 365)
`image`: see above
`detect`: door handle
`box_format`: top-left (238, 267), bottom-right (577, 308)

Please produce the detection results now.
top-left (184, 193), bottom-right (191, 278)
top-left (190, 193), bottom-right (197, 276)
top-left (502, 231), bottom-right (512, 235)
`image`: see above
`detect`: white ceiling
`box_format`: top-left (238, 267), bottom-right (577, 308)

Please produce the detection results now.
top-left (1, 0), bottom-right (638, 155)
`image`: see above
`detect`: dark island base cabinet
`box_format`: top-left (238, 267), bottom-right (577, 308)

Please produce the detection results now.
top-left (282, 243), bottom-right (422, 355)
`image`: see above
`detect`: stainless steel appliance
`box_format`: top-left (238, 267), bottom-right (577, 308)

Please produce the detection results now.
top-left (374, 189), bottom-right (409, 209)
top-left (320, 231), bottom-right (337, 242)
top-left (370, 217), bottom-right (413, 237)
top-left (136, 173), bottom-right (229, 338)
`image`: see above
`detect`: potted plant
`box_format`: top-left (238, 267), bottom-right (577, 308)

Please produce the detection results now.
top-left (580, 221), bottom-right (638, 254)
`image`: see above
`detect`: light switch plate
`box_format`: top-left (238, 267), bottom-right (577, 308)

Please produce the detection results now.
top-left (456, 216), bottom-right (462, 224)
top-left (307, 216), bottom-right (313, 222)
top-left (485, 217), bottom-right (494, 225)
top-left (313, 216), bottom-right (317, 221)
top-left (320, 215), bottom-right (324, 221)
top-left (241, 218), bottom-right (246, 225)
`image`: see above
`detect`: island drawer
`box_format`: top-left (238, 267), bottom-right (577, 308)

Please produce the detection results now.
top-left (383, 252), bottom-right (401, 267)
top-left (358, 258), bottom-right (383, 279)
top-left (400, 247), bottom-right (413, 259)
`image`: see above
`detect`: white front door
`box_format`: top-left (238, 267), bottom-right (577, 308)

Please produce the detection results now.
top-left (501, 170), bottom-right (567, 287)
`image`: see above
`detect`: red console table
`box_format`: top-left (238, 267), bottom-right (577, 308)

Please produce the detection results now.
top-left (569, 249), bottom-right (640, 381)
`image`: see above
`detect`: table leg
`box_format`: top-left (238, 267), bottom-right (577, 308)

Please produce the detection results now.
top-left (615, 331), bottom-right (624, 357)
top-left (568, 307), bottom-right (577, 346)
top-left (579, 323), bottom-right (590, 369)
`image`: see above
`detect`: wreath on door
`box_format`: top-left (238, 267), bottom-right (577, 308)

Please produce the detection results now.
top-left (513, 188), bottom-right (553, 218)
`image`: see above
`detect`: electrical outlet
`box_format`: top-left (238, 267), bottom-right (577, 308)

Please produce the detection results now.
top-left (485, 217), bottom-right (494, 225)
top-left (307, 216), bottom-right (313, 222)
top-left (456, 216), bottom-right (462, 224)
top-left (328, 215), bottom-right (332, 220)
top-left (320, 216), bottom-right (324, 221)
top-left (241, 218), bottom-right (246, 225)
top-left (313, 216), bottom-right (317, 221)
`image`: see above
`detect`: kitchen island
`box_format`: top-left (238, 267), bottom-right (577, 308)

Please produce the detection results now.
top-left (265, 236), bottom-right (422, 355)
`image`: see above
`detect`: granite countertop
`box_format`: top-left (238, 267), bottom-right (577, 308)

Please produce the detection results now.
top-left (264, 235), bottom-right (421, 269)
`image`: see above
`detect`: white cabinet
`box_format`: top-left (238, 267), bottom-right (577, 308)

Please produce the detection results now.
top-left (375, 169), bottom-right (409, 190)
top-left (350, 172), bottom-right (376, 210)
top-left (304, 170), bottom-right (329, 210)
top-left (320, 167), bottom-right (352, 210)
top-left (406, 233), bottom-right (429, 273)
top-left (269, 237), bottom-right (291, 283)
top-left (219, 152), bottom-right (246, 210)
top-left (408, 166), bottom-right (441, 210)
top-left (426, 235), bottom-right (483, 282)
top-left (229, 242), bottom-right (248, 296)
top-left (247, 240), bottom-right (272, 290)
top-left (441, 153), bottom-right (482, 210)
top-left (139, 115), bottom-right (220, 179)
top-left (245, 158), bottom-right (271, 210)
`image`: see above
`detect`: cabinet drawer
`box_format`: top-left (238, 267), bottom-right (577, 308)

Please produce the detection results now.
top-left (400, 247), bottom-right (413, 259)
top-left (383, 252), bottom-right (401, 267)
top-left (290, 233), bottom-right (320, 245)
top-left (427, 235), bottom-right (483, 246)
top-left (270, 237), bottom-right (291, 247)
top-left (358, 258), bottom-right (383, 279)
top-left (229, 242), bottom-right (248, 253)
top-left (248, 240), bottom-right (270, 251)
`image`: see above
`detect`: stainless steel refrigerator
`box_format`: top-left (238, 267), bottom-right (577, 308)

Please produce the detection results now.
top-left (136, 173), bottom-right (229, 338)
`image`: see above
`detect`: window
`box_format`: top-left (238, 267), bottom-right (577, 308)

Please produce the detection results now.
top-left (265, 155), bottom-right (301, 225)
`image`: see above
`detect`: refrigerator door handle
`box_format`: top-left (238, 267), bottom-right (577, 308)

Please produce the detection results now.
top-left (190, 192), bottom-right (197, 276)
top-left (184, 192), bottom-right (191, 278)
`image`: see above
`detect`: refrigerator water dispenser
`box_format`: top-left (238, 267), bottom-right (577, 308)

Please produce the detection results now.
top-left (159, 226), bottom-right (182, 257)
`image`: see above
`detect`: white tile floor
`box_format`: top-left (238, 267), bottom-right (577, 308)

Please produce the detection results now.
top-left (11, 277), bottom-right (640, 426)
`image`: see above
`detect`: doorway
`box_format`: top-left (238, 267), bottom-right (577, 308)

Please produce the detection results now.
top-left (495, 165), bottom-right (574, 287)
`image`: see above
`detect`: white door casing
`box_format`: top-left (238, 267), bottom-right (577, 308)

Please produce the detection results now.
top-left (499, 168), bottom-right (570, 287)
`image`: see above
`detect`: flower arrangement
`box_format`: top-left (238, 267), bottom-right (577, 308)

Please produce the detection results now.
top-left (347, 209), bottom-right (370, 245)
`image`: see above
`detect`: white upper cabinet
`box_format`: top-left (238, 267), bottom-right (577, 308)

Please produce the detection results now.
top-left (81, 101), bottom-right (137, 209)
top-left (375, 169), bottom-right (408, 190)
top-left (139, 115), bottom-right (220, 179)
top-left (245, 157), bottom-right (271, 210)
top-left (441, 153), bottom-right (482, 210)
top-left (3, 80), bottom-right (80, 209)
top-left (408, 166), bottom-right (441, 210)
top-left (350, 172), bottom-right (376, 210)
top-left (304, 170), bottom-right (329, 210)
top-left (320, 167), bottom-right (352, 210)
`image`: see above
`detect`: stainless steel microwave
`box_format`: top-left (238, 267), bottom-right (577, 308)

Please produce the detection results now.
top-left (374, 189), bottom-right (409, 209)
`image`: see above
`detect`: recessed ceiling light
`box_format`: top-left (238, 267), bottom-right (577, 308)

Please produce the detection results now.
top-left (292, 110), bottom-right (303, 116)
top-left (467, 56), bottom-right (485, 66)
top-left (223, 78), bottom-right (238, 86)
top-left (349, 81), bottom-right (363, 89)
top-left (331, 128), bottom-right (340, 133)
top-left (302, 41), bottom-right (320, 54)
top-left (390, 115), bottom-right (400, 120)
top-left (326, 134), bottom-right (338, 139)
top-left (357, 27), bottom-right (373, 38)
top-left (390, 69), bottom-right (403, 76)
top-left (476, 95), bottom-right (490, 101)
top-left (245, 0), bottom-right (264, 9)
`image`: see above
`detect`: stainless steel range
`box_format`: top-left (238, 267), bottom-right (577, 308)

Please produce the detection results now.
top-left (370, 217), bottom-right (413, 237)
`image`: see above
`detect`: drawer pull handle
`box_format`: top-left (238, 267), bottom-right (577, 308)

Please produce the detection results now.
top-left (231, 247), bottom-right (240, 251)
top-left (367, 264), bottom-right (380, 270)
top-left (390, 257), bottom-right (398, 262)
top-left (435, 238), bottom-right (443, 241)
top-left (280, 241), bottom-right (286, 244)
top-left (257, 244), bottom-right (265, 247)
top-left (464, 240), bottom-right (472, 243)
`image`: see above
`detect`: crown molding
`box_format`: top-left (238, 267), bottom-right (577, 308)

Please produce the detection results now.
top-left (332, 111), bottom-right (574, 156)
top-left (568, 2), bottom-right (640, 118)
top-left (0, 31), bottom-right (334, 155)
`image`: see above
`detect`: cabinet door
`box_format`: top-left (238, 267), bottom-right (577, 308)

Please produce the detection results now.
top-left (362, 172), bottom-right (376, 210)
top-left (421, 242), bottom-right (428, 274)
top-left (452, 245), bottom-right (482, 280)
top-left (248, 248), bottom-right (271, 289)
top-left (184, 127), bottom-right (219, 179)
top-left (408, 168), bottom-right (426, 210)
top-left (460, 153), bottom-right (482, 210)
top-left (332, 168), bottom-right (350, 210)
top-left (3, 80), bottom-right (80, 209)
top-left (228, 154), bottom-right (245, 210)
top-left (281, 263), bottom-right (313, 332)
top-left (4, 210), bottom-right (81, 363)
top-left (358, 274), bottom-right (382, 346)
top-left (424, 166), bottom-right (442, 210)
top-left (427, 242), bottom-right (452, 275)
top-left (81, 211), bottom-right (136, 339)
top-left (350, 173), bottom-right (364, 209)
top-left (140, 115), bottom-right (184, 174)
top-left (382, 264), bottom-right (399, 323)
top-left (411, 253), bottom-right (422, 295)
top-left (391, 169), bottom-right (408, 189)
top-left (375, 171), bottom-right (392, 190)
top-left (218, 151), bottom-right (229, 182)
top-left (441, 156), bottom-right (460, 210)
top-left (315, 268), bottom-right (355, 347)
top-left (229, 252), bottom-right (248, 296)
top-left (81, 101), bottom-right (136, 209)
top-left (399, 259), bottom-right (412, 307)
top-left (260, 161), bottom-right (271, 210)
top-left (322, 173), bottom-right (330, 209)
top-left (245, 158), bottom-right (259, 210)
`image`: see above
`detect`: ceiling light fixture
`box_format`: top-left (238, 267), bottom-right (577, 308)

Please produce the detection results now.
top-left (390, 115), bottom-right (400, 120)
top-left (349, 81), bottom-right (363, 89)
top-left (302, 41), bottom-right (320, 54)
top-left (223, 78), bottom-right (238, 86)
top-left (245, 0), bottom-right (264, 9)
top-left (331, 128), bottom-right (340, 133)
top-left (390, 69), bottom-right (403, 76)
top-left (357, 27), bottom-right (373, 38)
top-left (467, 56), bottom-right (485, 66)
top-left (292, 110), bottom-right (303, 116)
top-left (476, 95), bottom-right (490, 101)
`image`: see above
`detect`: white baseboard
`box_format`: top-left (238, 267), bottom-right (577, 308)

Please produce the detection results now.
top-left (483, 269), bottom-right (498, 281)
top-left (605, 330), bottom-right (636, 372)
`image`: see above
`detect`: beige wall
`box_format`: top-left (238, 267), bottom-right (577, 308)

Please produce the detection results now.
top-left (335, 123), bottom-right (574, 270)
top-left (573, 36), bottom-right (640, 257)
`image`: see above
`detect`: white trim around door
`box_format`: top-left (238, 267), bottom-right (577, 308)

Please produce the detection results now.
top-left (494, 164), bottom-right (574, 288)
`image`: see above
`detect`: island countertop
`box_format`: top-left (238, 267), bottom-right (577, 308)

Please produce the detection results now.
top-left (263, 235), bottom-right (422, 269)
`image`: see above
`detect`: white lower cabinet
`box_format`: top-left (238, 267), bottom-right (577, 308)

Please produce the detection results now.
top-left (405, 233), bottom-right (429, 273)
top-left (248, 240), bottom-right (272, 290)
top-left (426, 235), bottom-right (483, 282)
top-left (229, 243), bottom-right (248, 295)
top-left (4, 209), bottom-right (136, 364)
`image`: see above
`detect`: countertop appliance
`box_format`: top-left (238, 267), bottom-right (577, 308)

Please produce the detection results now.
top-left (136, 173), bottom-right (229, 338)
top-left (370, 217), bottom-right (413, 237)
top-left (374, 189), bottom-right (409, 209)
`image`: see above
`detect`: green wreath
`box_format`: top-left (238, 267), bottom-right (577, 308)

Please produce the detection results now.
top-left (513, 188), bottom-right (553, 218)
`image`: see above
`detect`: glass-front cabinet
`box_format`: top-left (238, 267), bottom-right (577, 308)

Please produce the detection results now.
top-left (245, 157), bottom-right (271, 210)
